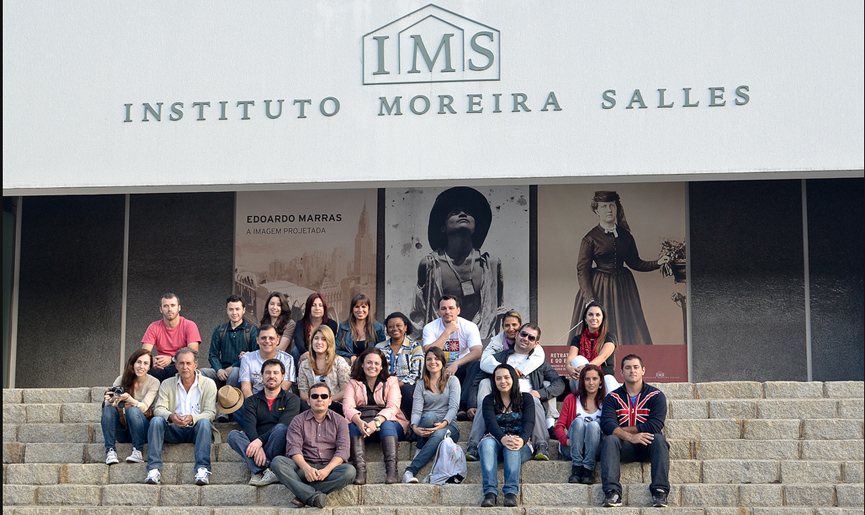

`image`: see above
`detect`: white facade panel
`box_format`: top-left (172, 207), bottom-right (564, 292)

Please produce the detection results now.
top-left (3, 1), bottom-right (863, 193)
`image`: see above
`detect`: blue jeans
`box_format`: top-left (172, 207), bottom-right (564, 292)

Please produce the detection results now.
top-left (227, 424), bottom-right (288, 474)
top-left (270, 455), bottom-right (356, 506)
top-left (146, 416), bottom-right (213, 471)
top-left (478, 436), bottom-right (532, 496)
top-left (349, 420), bottom-right (405, 440)
top-left (558, 417), bottom-right (601, 469)
top-left (406, 412), bottom-right (460, 475)
top-left (101, 405), bottom-right (150, 452)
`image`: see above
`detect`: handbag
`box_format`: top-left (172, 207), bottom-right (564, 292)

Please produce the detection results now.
top-left (358, 405), bottom-right (385, 423)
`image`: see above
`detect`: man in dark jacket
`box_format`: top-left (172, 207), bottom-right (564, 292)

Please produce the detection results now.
top-left (227, 358), bottom-right (300, 486)
top-left (600, 354), bottom-right (670, 508)
top-left (464, 323), bottom-right (565, 460)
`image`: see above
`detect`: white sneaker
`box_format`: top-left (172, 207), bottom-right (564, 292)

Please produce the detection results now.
top-left (145, 469), bottom-right (161, 484)
top-left (194, 467), bottom-right (212, 485)
top-left (126, 448), bottom-right (143, 463)
top-left (257, 468), bottom-right (279, 486)
top-left (105, 449), bottom-right (119, 465)
top-left (248, 471), bottom-right (264, 485)
top-left (402, 471), bottom-right (418, 483)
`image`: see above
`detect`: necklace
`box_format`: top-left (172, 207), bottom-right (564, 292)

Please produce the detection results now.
top-left (444, 249), bottom-right (476, 296)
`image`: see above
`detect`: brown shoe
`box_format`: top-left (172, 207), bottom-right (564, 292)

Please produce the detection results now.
top-left (350, 435), bottom-right (367, 485)
top-left (381, 435), bottom-right (399, 484)
top-left (312, 493), bottom-right (327, 508)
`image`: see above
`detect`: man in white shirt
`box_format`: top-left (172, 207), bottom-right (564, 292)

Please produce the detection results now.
top-left (240, 324), bottom-right (296, 398)
top-left (145, 347), bottom-right (217, 486)
top-left (422, 295), bottom-right (482, 412)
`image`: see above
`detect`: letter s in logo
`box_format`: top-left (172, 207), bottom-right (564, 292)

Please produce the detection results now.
top-left (468, 31), bottom-right (495, 71)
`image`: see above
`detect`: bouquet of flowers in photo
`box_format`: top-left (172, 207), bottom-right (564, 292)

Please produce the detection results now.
top-left (659, 238), bottom-right (686, 282)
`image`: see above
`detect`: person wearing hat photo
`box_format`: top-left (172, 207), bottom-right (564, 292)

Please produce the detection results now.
top-left (566, 191), bottom-right (671, 347)
top-left (226, 358), bottom-right (301, 487)
top-left (410, 186), bottom-right (505, 341)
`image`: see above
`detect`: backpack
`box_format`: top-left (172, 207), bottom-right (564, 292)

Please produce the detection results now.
top-left (217, 324), bottom-right (253, 349)
top-left (424, 430), bottom-right (467, 485)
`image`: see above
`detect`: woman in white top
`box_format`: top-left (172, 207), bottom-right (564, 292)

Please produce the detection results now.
top-left (553, 363), bottom-right (606, 484)
top-left (296, 325), bottom-right (350, 414)
top-left (101, 348), bottom-right (160, 465)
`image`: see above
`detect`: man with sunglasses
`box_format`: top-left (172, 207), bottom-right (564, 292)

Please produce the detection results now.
top-left (464, 323), bottom-right (564, 461)
top-left (270, 383), bottom-right (356, 508)
top-left (227, 359), bottom-right (300, 487)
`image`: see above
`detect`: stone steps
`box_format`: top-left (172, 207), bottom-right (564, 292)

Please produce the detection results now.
top-left (3, 382), bottom-right (863, 512)
top-left (5, 458), bottom-right (865, 486)
top-left (3, 482), bottom-right (865, 509)
top-left (2, 509), bottom-right (865, 515)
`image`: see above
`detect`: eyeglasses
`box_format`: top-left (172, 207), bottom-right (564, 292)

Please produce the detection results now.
top-left (519, 330), bottom-right (537, 342)
top-left (309, 393), bottom-right (330, 400)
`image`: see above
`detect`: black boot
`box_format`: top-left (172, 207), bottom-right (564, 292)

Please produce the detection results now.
top-left (568, 465), bottom-right (582, 483)
top-left (381, 435), bottom-right (399, 484)
top-left (581, 466), bottom-right (595, 484)
top-left (350, 435), bottom-right (367, 485)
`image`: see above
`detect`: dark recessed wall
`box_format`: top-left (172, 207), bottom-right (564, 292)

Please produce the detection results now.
top-left (124, 193), bottom-right (235, 367)
top-left (16, 195), bottom-right (125, 387)
top-left (689, 180), bottom-right (808, 382)
top-left (807, 178), bottom-right (864, 381)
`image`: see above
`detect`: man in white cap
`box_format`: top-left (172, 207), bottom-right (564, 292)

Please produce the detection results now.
top-left (227, 359), bottom-right (301, 486)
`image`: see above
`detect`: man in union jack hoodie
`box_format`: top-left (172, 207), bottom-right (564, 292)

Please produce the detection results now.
top-left (599, 354), bottom-right (670, 508)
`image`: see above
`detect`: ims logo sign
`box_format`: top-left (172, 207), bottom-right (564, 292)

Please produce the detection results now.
top-left (362, 4), bottom-right (500, 85)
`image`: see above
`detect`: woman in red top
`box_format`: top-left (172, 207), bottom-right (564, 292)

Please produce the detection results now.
top-left (554, 364), bottom-right (606, 484)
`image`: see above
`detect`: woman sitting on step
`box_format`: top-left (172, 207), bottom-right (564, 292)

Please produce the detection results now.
top-left (101, 348), bottom-right (159, 465)
top-left (296, 325), bottom-right (350, 414)
top-left (479, 363), bottom-right (535, 508)
top-left (554, 363), bottom-right (606, 485)
top-left (402, 346), bottom-right (461, 484)
top-left (344, 347), bottom-right (409, 485)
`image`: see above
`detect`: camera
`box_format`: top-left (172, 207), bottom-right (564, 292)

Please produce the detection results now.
top-left (107, 386), bottom-right (124, 396)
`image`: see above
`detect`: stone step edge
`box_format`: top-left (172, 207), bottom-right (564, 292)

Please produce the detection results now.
top-left (4, 482), bottom-right (864, 510)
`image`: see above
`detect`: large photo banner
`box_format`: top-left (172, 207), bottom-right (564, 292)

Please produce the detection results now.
top-left (384, 186), bottom-right (530, 340)
top-left (234, 190), bottom-right (378, 325)
top-left (538, 183), bottom-right (688, 382)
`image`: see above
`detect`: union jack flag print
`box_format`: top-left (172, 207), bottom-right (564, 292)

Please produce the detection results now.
top-left (609, 391), bottom-right (661, 426)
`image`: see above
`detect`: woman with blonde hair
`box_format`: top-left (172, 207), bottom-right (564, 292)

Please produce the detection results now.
top-left (296, 325), bottom-right (350, 414)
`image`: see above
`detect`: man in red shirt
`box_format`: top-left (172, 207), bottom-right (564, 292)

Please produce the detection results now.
top-left (141, 293), bottom-right (202, 382)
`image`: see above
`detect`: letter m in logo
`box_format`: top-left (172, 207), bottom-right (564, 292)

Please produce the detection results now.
top-left (363, 4), bottom-right (500, 85)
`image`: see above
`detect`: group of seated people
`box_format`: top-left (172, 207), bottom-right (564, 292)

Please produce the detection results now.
top-left (100, 291), bottom-right (670, 509)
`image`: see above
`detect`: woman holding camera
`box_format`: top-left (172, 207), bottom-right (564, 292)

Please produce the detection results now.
top-left (101, 348), bottom-right (160, 465)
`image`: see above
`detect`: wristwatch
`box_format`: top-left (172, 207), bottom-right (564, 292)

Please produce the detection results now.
top-left (374, 417), bottom-right (382, 428)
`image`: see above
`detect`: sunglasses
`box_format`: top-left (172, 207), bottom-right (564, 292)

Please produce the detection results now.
top-left (519, 330), bottom-right (537, 342)
top-left (309, 393), bottom-right (330, 400)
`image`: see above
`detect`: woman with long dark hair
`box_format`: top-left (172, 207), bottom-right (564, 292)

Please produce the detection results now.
top-left (101, 348), bottom-right (159, 465)
top-left (402, 346), bottom-right (461, 484)
top-left (554, 363), bottom-right (606, 484)
top-left (336, 293), bottom-right (386, 364)
top-left (343, 347), bottom-right (408, 484)
top-left (478, 364), bottom-right (534, 508)
top-left (259, 291), bottom-right (296, 353)
top-left (566, 301), bottom-right (620, 394)
top-left (292, 293), bottom-right (338, 367)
